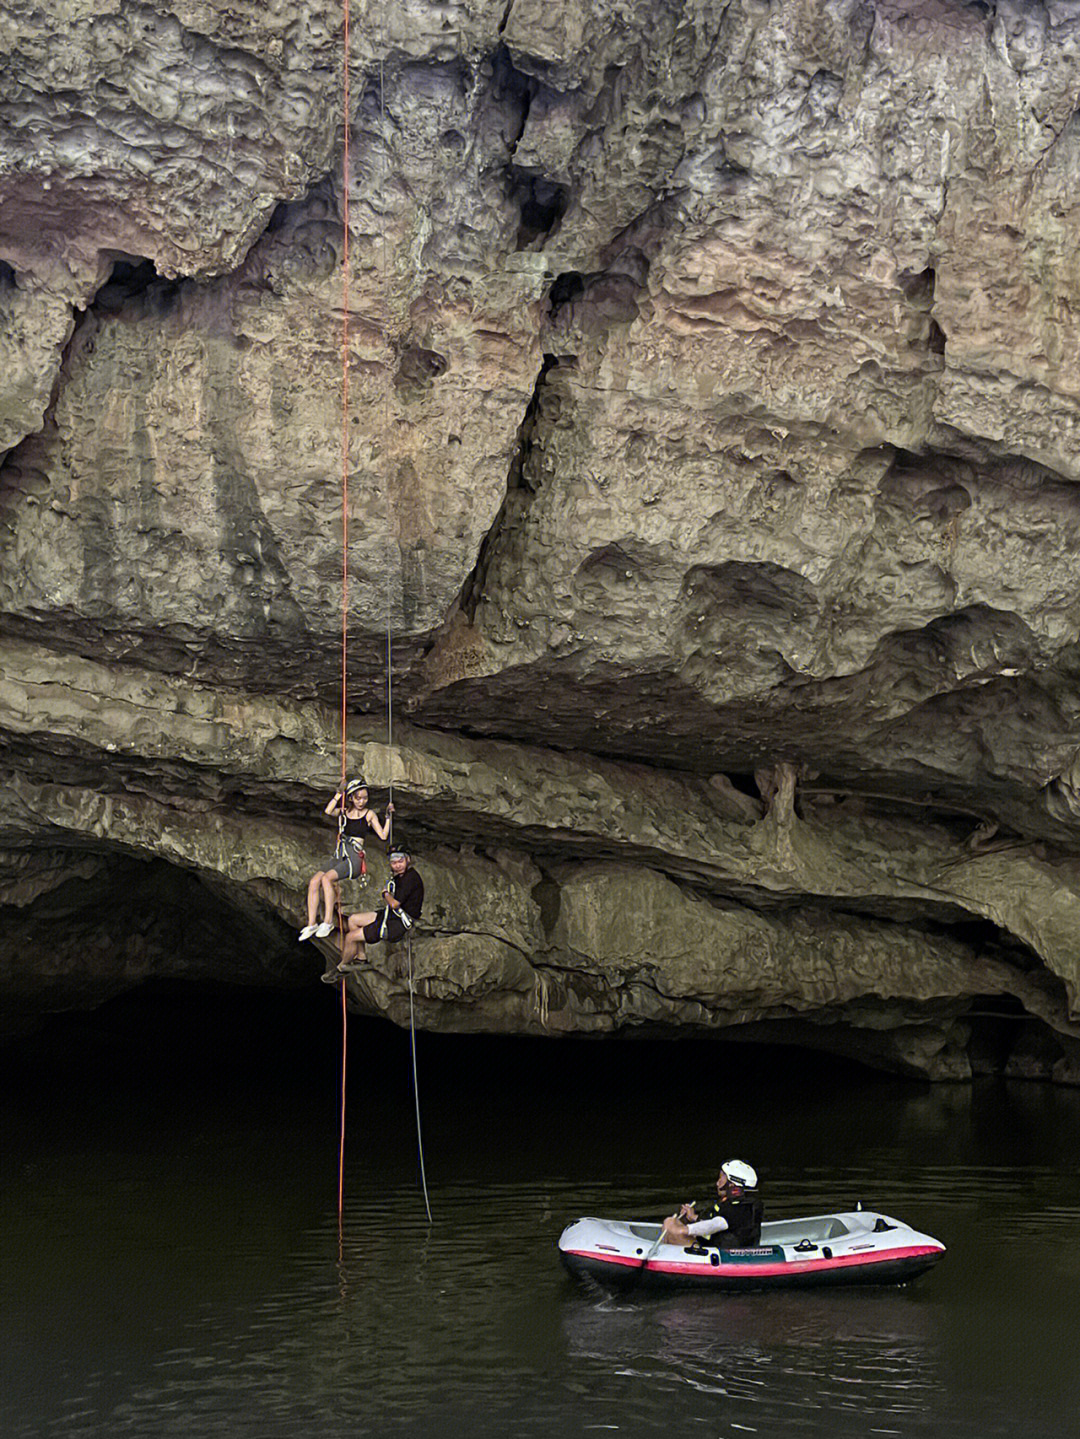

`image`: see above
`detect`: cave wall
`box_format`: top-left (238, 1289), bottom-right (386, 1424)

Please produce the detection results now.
top-left (3, 0), bottom-right (1080, 1080)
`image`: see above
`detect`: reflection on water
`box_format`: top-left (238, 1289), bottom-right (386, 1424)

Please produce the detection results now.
top-left (3, 995), bottom-right (1080, 1438)
top-left (563, 1289), bottom-right (945, 1431)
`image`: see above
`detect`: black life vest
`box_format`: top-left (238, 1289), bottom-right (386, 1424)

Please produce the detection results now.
top-left (692, 1192), bottom-right (763, 1248)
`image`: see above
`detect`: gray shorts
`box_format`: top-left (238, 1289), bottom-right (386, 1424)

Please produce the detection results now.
top-left (326, 839), bottom-right (364, 881)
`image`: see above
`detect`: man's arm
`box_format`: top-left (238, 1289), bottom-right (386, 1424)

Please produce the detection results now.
top-left (685, 1215), bottom-right (729, 1239)
top-left (383, 890), bottom-right (416, 929)
top-left (660, 1208), bottom-right (730, 1245)
top-left (386, 872), bottom-right (423, 926)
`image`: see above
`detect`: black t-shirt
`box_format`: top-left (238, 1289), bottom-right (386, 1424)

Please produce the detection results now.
top-left (693, 1192), bottom-right (763, 1248)
top-left (387, 867), bottom-right (424, 921)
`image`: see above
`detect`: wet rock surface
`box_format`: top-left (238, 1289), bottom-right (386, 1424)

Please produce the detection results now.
top-left (3, 0), bottom-right (1080, 1079)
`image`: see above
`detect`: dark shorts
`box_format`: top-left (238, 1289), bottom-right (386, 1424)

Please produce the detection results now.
top-left (362, 910), bottom-right (409, 945)
top-left (325, 841), bottom-right (364, 881)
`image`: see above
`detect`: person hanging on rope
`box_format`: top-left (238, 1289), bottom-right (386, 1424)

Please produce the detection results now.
top-left (299, 779), bottom-right (393, 942)
top-left (336, 843), bottom-right (424, 972)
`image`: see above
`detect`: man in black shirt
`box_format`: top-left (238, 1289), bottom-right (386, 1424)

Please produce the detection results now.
top-left (335, 846), bottom-right (425, 974)
top-left (659, 1159), bottom-right (762, 1249)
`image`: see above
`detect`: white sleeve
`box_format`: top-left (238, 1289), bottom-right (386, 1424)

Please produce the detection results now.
top-left (686, 1215), bottom-right (729, 1239)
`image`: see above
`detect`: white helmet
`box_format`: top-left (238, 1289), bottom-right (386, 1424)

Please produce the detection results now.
top-left (721, 1159), bottom-right (758, 1189)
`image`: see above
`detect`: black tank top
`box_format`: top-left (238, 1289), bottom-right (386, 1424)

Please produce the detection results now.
top-left (341, 812), bottom-right (374, 843)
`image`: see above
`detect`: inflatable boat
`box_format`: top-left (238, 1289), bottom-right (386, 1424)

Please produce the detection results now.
top-left (558, 1209), bottom-right (945, 1292)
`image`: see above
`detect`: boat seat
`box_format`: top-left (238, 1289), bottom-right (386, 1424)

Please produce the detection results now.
top-left (762, 1217), bottom-right (851, 1244)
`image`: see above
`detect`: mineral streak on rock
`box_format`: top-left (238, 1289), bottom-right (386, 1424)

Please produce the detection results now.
top-left (3, 0), bottom-right (1080, 1080)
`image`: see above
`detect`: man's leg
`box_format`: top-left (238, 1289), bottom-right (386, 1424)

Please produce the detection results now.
top-left (318, 885), bottom-right (347, 982)
top-left (339, 912), bottom-right (377, 970)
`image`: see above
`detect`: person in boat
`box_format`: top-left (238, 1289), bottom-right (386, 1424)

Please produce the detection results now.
top-left (335, 844), bottom-right (424, 975)
top-left (298, 779), bottom-right (393, 942)
top-left (659, 1159), bottom-right (762, 1249)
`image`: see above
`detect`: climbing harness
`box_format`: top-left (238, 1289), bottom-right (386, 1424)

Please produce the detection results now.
top-left (378, 885), bottom-right (390, 941)
top-left (377, 872), bottom-right (416, 939)
top-left (335, 803), bottom-right (369, 884)
top-left (337, 840), bottom-right (371, 880)
top-left (334, 831), bottom-right (367, 882)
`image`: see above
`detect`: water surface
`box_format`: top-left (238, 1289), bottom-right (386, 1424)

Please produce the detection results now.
top-left (3, 988), bottom-right (1079, 1438)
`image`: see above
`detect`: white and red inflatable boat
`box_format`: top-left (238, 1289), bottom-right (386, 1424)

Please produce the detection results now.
top-left (559, 1209), bottom-right (945, 1291)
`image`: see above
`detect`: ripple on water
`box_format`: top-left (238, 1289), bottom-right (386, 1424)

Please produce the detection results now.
top-left (4, 1065), bottom-right (1080, 1439)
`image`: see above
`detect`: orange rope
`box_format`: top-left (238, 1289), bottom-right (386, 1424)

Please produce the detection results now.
top-left (340, 0), bottom-right (351, 794)
top-left (338, 975), bottom-right (347, 1249)
top-left (337, 0), bottom-right (352, 1239)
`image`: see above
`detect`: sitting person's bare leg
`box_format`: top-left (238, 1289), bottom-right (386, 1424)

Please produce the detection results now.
top-left (338, 936), bottom-right (365, 970)
top-left (338, 912), bottom-right (376, 971)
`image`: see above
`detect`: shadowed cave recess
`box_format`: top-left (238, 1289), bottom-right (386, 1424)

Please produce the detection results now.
top-left (3, 1), bottom-right (1080, 1082)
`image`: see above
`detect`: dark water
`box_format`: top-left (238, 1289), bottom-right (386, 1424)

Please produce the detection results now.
top-left (3, 987), bottom-right (1080, 1439)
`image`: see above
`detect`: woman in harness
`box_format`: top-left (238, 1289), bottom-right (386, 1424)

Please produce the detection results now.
top-left (298, 779), bottom-right (393, 941)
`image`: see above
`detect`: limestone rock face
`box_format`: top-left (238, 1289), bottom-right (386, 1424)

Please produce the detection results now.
top-left (4, 0), bottom-right (1080, 1081)
top-left (0, 276), bottom-right (77, 452)
top-left (0, 0), bottom-right (340, 285)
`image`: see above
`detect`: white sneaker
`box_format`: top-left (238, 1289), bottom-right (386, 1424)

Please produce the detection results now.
top-left (315, 921), bottom-right (335, 938)
top-left (298, 924), bottom-right (318, 941)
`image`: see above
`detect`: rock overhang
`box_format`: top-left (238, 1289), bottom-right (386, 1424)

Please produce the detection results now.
top-left (3, 1), bottom-right (1080, 1079)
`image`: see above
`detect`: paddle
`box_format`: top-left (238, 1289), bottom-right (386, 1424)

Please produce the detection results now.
top-left (639, 1225), bottom-right (667, 1269)
top-left (632, 1194), bottom-right (713, 1280)
top-left (632, 1210), bottom-right (686, 1283)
